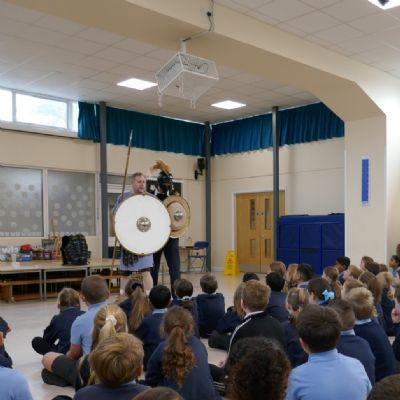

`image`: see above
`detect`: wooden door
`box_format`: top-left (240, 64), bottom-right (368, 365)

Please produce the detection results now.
top-left (236, 191), bottom-right (285, 273)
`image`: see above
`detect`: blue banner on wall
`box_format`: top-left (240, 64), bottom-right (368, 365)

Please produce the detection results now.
top-left (361, 158), bottom-right (370, 205)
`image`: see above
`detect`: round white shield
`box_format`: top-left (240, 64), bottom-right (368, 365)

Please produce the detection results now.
top-left (114, 193), bottom-right (171, 255)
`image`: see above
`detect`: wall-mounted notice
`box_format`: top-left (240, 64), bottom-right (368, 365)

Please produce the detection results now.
top-left (361, 158), bottom-right (369, 206)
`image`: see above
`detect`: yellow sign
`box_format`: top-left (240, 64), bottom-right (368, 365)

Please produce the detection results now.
top-left (224, 250), bottom-right (240, 276)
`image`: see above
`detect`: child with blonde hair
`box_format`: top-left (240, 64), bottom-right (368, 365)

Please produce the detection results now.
top-left (322, 266), bottom-right (341, 300)
top-left (145, 306), bottom-right (219, 400)
top-left (377, 272), bottom-right (395, 335)
top-left (73, 333), bottom-right (148, 399)
top-left (32, 288), bottom-right (84, 355)
top-left (42, 304), bottom-right (127, 389)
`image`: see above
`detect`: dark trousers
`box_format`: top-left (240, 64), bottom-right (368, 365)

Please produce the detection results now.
top-left (152, 237), bottom-right (180, 288)
top-left (208, 331), bottom-right (231, 351)
top-left (32, 337), bottom-right (57, 355)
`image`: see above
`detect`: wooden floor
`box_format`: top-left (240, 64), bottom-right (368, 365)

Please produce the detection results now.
top-left (0, 271), bottom-right (245, 400)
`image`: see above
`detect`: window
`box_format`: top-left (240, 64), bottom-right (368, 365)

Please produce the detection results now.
top-left (16, 93), bottom-right (67, 129)
top-left (0, 166), bottom-right (44, 237)
top-left (48, 170), bottom-right (96, 236)
top-left (0, 89), bottom-right (12, 122)
top-left (0, 87), bottom-right (78, 135)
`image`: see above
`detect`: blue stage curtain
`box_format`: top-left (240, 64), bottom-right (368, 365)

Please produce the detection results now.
top-left (279, 103), bottom-right (344, 146)
top-left (78, 102), bottom-right (100, 142)
top-left (78, 102), bottom-right (205, 156)
top-left (210, 102), bottom-right (344, 155)
top-left (211, 113), bottom-right (272, 155)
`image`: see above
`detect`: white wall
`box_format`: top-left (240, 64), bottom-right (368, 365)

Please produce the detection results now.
top-left (211, 137), bottom-right (344, 268)
top-left (0, 129), bottom-right (205, 258)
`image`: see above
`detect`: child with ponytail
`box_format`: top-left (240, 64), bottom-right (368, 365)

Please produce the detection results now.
top-left (145, 306), bottom-right (219, 400)
top-left (322, 266), bottom-right (342, 300)
top-left (282, 288), bottom-right (309, 367)
top-left (307, 277), bottom-right (335, 305)
top-left (42, 304), bottom-right (127, 390)
top-left (119, 277), bottom-right (150, 333)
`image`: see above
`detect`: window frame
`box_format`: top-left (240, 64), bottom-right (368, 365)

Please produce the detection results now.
top-left (0, 86), bottom-right (78, 138)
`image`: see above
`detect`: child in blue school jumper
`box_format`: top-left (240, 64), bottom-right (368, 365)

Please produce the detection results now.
top-left (32, 288), bottom-right (84, 355)
top-left (390, 286), bottom-right (400, 361)
top-left (265, 272), bottom-right (289, 322)
top-left (73, 333), bottom-right (148, 400)
top-left (196, 273), bottom-right (225, 338)
top-left (345, 286), bottom-right (395, 382)
top-left (171, 279), bottom-right (199, 337)
top-left (145, 306), bottom-right (220, 400)
top-left (377, 271), bottom-right (395, 335)
top-left (286, 305), bottom-right (371, 400)
top-left (135, 285), bottom-right (171, 369)
top-left (118, 277), bottom-right (150, 333)
top-left (330, 299), bottom-right (376, 384)
top-left (282, 288), bottom-right (309, 367)
top-left (0, 317), bottom-right (12, 367)
top-left (208, 282), bottom-right (244, 351)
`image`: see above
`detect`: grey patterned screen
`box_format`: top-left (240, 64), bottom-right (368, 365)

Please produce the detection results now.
top-left (48, 171), bottom-right (96, 236)
top-left (0, 166), bottom-right (43, 237)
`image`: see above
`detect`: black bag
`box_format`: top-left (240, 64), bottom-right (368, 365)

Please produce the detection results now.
top-left (61, 234), bottom-right (89, 266)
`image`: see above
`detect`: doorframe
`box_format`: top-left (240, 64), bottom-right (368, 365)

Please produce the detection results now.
top-left (232, 187), bottom-right (287, 257)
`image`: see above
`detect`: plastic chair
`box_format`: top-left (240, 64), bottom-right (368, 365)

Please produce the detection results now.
top-left (188, 241), bottom-right (209, 272)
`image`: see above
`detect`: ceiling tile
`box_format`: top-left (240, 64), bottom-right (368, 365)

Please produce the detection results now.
top-left (334, 35), bottom-right (382, 53)
top-left (0, 0), bottom-right (43, 23)
top-left (372, 26), bottom-right (400, 50)
top-left (304, 34), bottom-right (332, 47)
top-left (58, 37), bottom-right (105, 55)
top-left (274, 85), bottom-right (303, 95)
top-left (300, 0), bottom-right (343, 7)
top-left (214, 0), bottom-right (249, 13)
top-left (329, 45), bottom-right (354, 56)
top-left (94, 46), bottom-right (137, 63)
top-left (126, 56), bottom-right (163, 72)
top-left (257, 0), bottom-right (314, 22)
top-left (352, 45), bottom-right (400, 64)
top-left (146, 48), bottom-right (176, 61)
top-left (70, 56), bottom-right (120, 72)
top-left (349, 12), bottom-right (400, 34)
top-left (14, 25), bottom-right (68, 47)
top-left (71, 79), bottom-right (110, 90)
top-left (91, 71), bottom-right (126, 84)
top-left (276, 22), bottom-right (307, 36)
top-left (311, 23), bottom-right (363, 45)
top-left (34, 15), bottom-right (86, 35)
top-left (230, 72), bottom-right (263, 83)
top-left (246, 10), bottom-right (280, 25)
top-left (113, 38), bottom-right (157, 55)
top-left (0, 66), bottom-right (51, 85)
top-left (77, 28), bottom-right (125, 45)
top-left (322, 0), bottom-right (378, 22)
top-left (233, 0), bottom-right (273, 9)
top-left (0, 16), bottom-right (29, 36)
top-left (285, 10), bottom-right (339, 34)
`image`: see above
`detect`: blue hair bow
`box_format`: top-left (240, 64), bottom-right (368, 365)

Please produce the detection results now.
top-left (323, 289), bottom-right (335, 302)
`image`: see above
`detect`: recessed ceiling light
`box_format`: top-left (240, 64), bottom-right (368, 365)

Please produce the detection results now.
top-left (211, 100), bottom-right (246, 110)
top-left (368, 0), bottom-right (400, 9)
top-left (117, 78), bottom-right (157, 90)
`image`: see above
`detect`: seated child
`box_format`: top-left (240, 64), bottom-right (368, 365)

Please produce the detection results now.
top-left (226, 337), bottom-right (291, 400)
top-left (286, 263), bottom-right (298, 289)
top-left (267, 261), bottom-right (286, 278)
top-left (330, 299), bottom-right (376, 384)
top-left (390, 286), bottom-right (400, 361)
top-left (196, 274), bottom-right (225, 337)
top-left (208, 283), bottom-right (244, 351)
top-left (171, 279), bottom-right (199, 337)
top-left (135, 285), bottom-right (171, 369)
top-left (294, 264), bottom-right (313, 289)
top-left (0, 364), bottom-right (33, 400)
top-left (32, 288), bottom-right (84, 355)
top-left (0, 317), bottom-right (12, 367)
top-left (135, 387), bottom-right (183, 400)
top-left (307, 277), bottom-right (335, 305)
top-left (389, 255), bottom-right (400, 275)
top-left (376, 271), bottom-right (395, 335)
top-left (286, 305), bottom-right (371, 400)
top-left (66, 275), bottom-right (109, 359)
top-left (322, 266), bottom-right (341, 300)
top-left (282, 288), bottom-right (309, 367)
top-left (145, 306), bottom-right (219, 400)
top-left (367, 374), bottom-right (400, 400)
top-left (335, 256), bottom-right (350, 285)
top-left (42, 304), bottom-right (127, 389)
top-left (242, 272), bottom-right (259, 282)
top-left (345, 287), bottom-right (395, 382)
top-left (343, 265), bottom-right (362, 281)
top-left (265, 272), bottom-right (289, 322)
top-left (360, 256), bottom-right (374, 270)
top-left (119, 277), bottom-right (150, 333)
top-left (73, 333), bottom-right (148, 400)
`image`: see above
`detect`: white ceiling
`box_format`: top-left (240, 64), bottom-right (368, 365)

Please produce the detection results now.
top-left (0, 0), bottom-right (399, 123)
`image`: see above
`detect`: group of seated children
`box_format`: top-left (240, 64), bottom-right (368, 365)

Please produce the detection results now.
top-left (2, 253), bottom-right (400, 400)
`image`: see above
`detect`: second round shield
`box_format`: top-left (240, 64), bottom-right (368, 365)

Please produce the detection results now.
top-left (163, 195), bottom-right (190, 238)
top-left (114, 194), bottom-right (171, 255)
